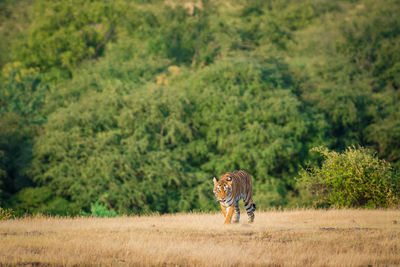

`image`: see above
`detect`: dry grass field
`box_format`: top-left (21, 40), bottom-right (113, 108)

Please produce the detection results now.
top-left (1, 209), bottom-right (400, 266)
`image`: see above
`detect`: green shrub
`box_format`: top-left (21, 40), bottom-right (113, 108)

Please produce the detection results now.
top-left (9, 187), bottom-right (79, 216)
top-left (0, 206), bottom-right (14, 220)
top-left (82, 202), bottom-right (117, 218)
top-left (299, 146), bottom-right (400, 208)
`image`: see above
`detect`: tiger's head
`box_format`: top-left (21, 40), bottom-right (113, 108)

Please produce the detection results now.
top-left (213, 173), bottom-right (232, 203)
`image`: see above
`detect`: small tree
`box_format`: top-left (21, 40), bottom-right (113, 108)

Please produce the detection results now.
top-left (299, 146), bottom-right (400, 208)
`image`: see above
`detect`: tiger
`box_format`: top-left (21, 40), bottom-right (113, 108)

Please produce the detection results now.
top-left (213, 170), bottom-right (256, 224)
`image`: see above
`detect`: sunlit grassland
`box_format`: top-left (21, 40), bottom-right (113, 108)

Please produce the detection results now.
top-left (1, 209), bottom-right (400, 266)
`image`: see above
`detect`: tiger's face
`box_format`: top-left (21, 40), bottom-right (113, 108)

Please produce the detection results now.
top-left (213, 176), bottom-right (232, 203)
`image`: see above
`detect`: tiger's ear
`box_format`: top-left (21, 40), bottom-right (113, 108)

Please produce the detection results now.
top-left (213, 177), bottom-right (217, 184)
top-left (227, 176), bottom-right (232, 181)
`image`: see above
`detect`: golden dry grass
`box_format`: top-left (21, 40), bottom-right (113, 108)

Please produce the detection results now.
top-left (1, 209), bottom-right (400, 266)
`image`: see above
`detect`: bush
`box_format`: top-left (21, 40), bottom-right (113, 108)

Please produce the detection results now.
top-left (82, 202), bottom-right (117, 218)
top-left (299, 146), bottom-right (400, 208)
top-left (0, 206), bottom-right (14, 220)
top-left (9, 187), bottom-right (79, 216)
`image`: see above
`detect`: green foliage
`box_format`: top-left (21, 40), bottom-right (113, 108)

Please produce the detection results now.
top-left (337, 1), bottom-right (400, 86)
top-left (299, 146), bottom-right (400, 208)
top-left (0, 0), bottom-right (399, 216)
top-left (9, 187), bottom-right (79, 216)
top-left (0, 112), bottom-right (36, 203)
top-left (146, 5), bottom-right (216, 66)
top-left (81, 202), bottom-right (117, 218)
top-left (0, 0), bottom-right (32, 69)
top-left (16, 0), bottom-right (126, 74)
top-left (366, 88), bottom-right (400, 167)
top-left (290, 0), bottom-right (400, 158)
top-left (29, 57), bottom-right (325, 213)
top-left (0, 152), bottom-right (6, 200)
top-left (0, 62), bottom-right (46, 120)
top-left (0, 206), bottom-right (14, 220)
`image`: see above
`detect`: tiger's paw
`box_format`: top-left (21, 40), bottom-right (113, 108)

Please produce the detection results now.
top-left (248, 216), bottom-right (255, 224)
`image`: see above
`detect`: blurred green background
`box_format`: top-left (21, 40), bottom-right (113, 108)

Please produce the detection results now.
top-left (0, 0), bottom-right (399, 216)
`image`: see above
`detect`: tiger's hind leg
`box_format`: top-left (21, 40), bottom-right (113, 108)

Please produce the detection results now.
top-left (245, 200), bottom-right (256, 223)
top-left (232, 201), bottom-right (240, 223)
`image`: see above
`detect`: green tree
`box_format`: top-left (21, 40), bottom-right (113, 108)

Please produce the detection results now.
top-left (29, 57), bottom-right (326, 213)
top-left (16, 0), bottom-right (126, 74)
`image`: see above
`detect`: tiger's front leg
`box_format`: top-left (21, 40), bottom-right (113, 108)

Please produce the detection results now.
top-left (219, 203), bottom-right (226, 217)
top-left (224, 205), bottom-right (234, 224)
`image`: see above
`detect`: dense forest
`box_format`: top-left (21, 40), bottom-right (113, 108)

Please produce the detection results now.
top-left (0, 0), bottom-right (399, 216)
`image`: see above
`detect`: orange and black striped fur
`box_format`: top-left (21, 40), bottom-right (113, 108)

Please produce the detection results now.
top-left (213, 170), bottom-right (256, 224)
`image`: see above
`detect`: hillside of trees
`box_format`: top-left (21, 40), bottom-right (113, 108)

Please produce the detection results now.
top-left (0, 0), bottom-right (399, 215)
